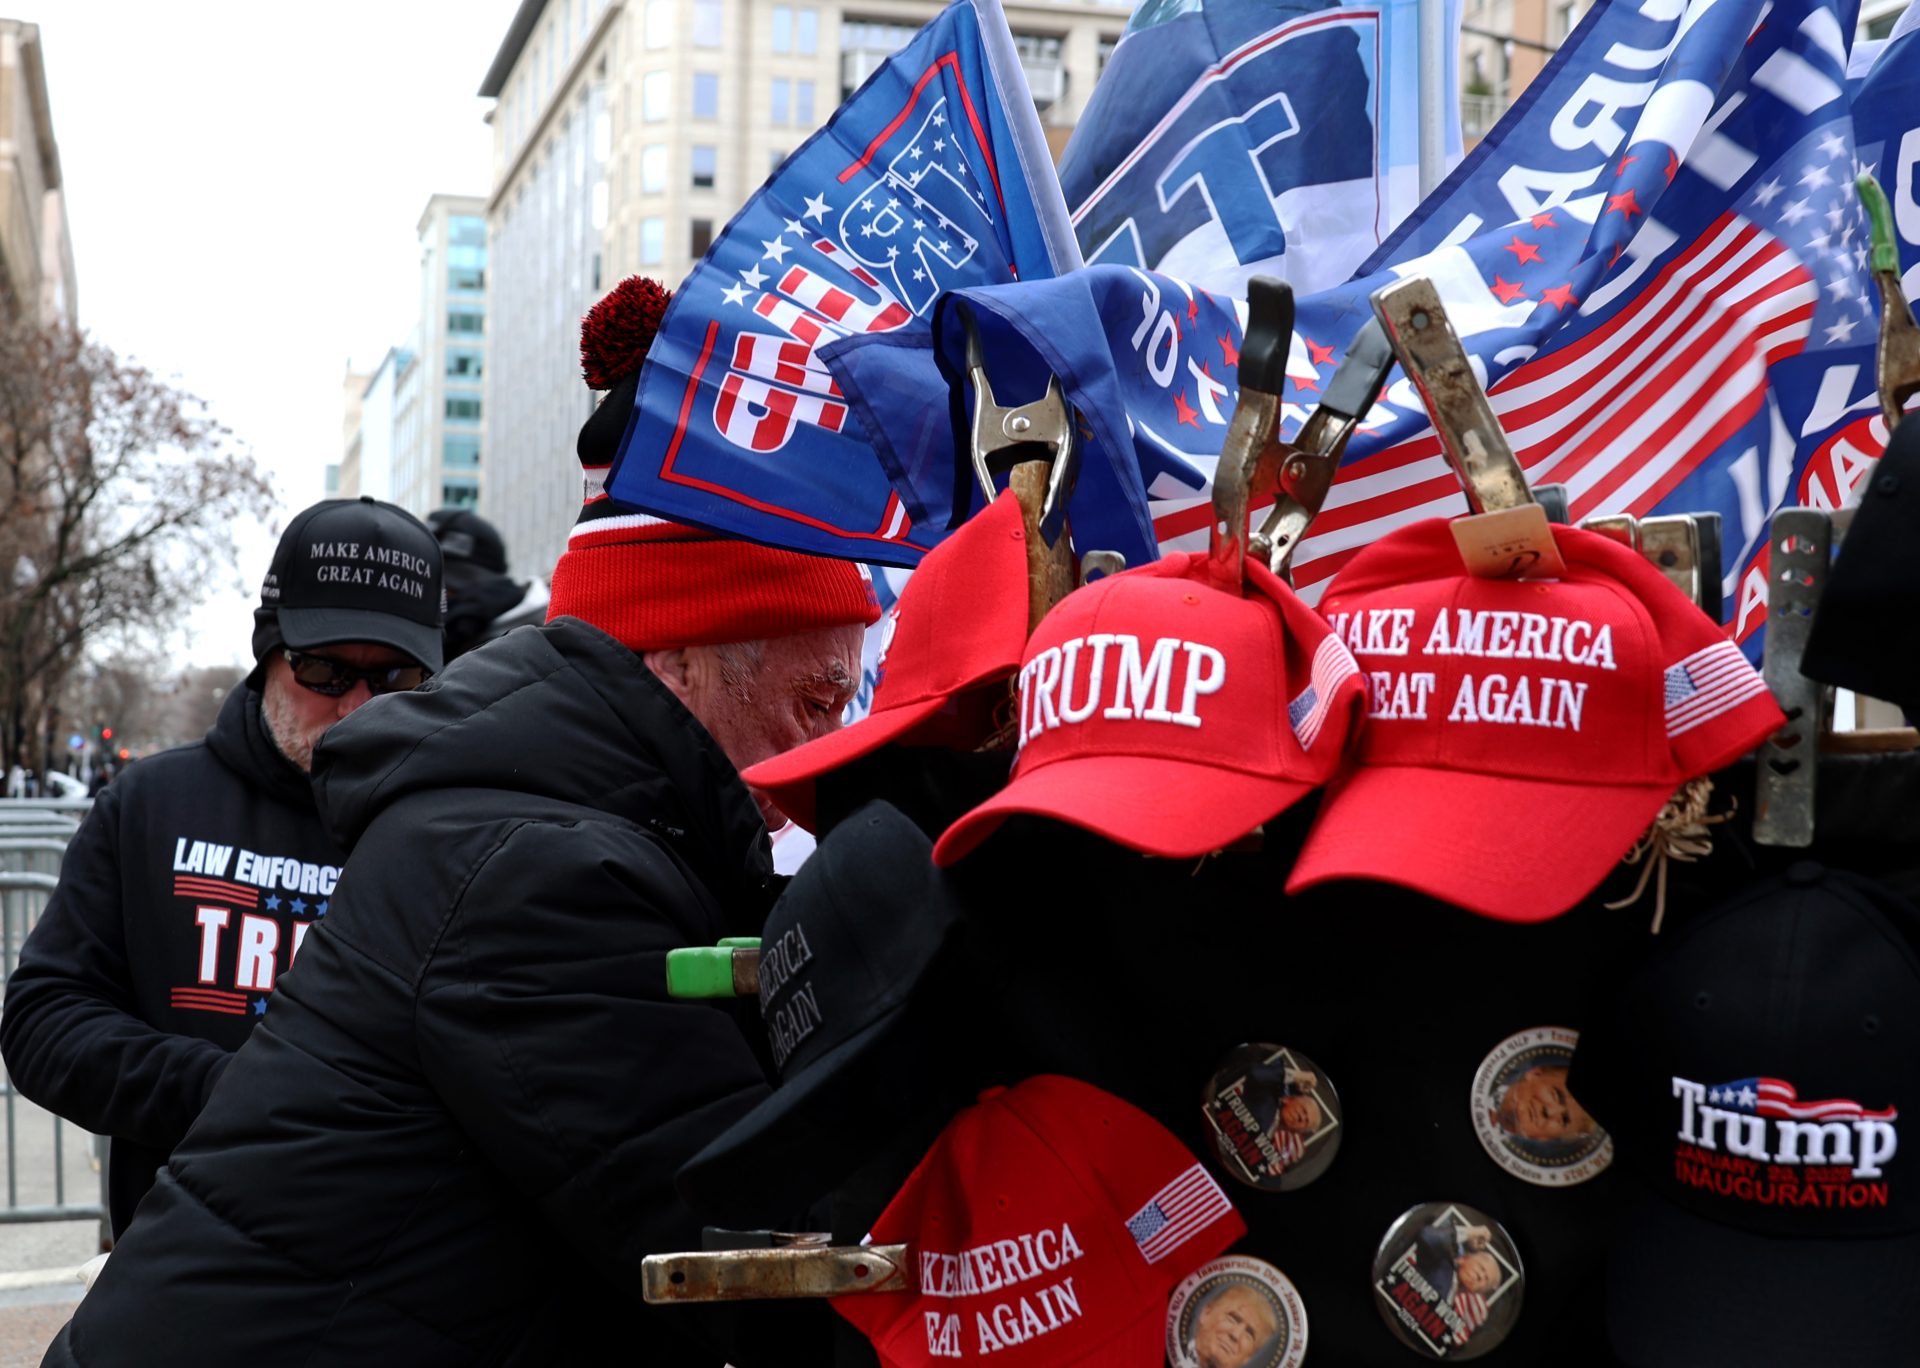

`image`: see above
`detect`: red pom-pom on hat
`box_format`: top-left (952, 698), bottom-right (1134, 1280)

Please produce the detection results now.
top-left (580, 276), bottom-right (672, 391)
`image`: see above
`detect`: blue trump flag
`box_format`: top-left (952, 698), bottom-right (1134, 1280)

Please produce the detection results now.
top-left (603, 0), bottom-right (1079, 564)
top-left (836, 0), bottom-right (1889, 660)
top-left (1059, 0), bottom-right (1462, 296)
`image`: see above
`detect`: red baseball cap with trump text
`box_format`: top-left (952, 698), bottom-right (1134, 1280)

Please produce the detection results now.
top-left (1285, 519), bottom-right (1785, 922)
top-left (743, 491), bottom-right (1031, 832)
top-left (834, 1076), bottom-right (1245, 1366)
top-left (932, 552), bottom-right (1365, 865)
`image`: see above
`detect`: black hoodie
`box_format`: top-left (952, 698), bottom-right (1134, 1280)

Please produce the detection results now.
top-left (42, 619), bottom-right (795, 1368)
top-left (1, 683), bottom-right (343, 1236)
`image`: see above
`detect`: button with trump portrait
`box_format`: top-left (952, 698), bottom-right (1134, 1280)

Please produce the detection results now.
top-left (1470, 1027), bottom-right (1612, 1187)
top-left (1166, 1255), bottom-right (1307, 1368)
top-left (1201, 1044), bottom-right (1343, 1192)
top-left (1371, 1202), bottom-right (1524, 1361)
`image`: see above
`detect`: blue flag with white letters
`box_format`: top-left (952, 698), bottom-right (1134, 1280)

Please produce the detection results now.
top-left (1059, 0), bottom-right (1461, 296)
top-left (836, 0), bottom-right (1911, 659)
top-left (603, 0), bottom-right (1080, 564)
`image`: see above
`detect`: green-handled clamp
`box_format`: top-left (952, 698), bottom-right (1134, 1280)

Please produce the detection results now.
top-left (1858, 174), bottom-right (1920, 432)
top-left (666, 938), bottom-right (762, 999)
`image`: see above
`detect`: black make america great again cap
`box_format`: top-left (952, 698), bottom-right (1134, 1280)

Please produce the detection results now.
top-left (251, 497), bottom-right (447, 673)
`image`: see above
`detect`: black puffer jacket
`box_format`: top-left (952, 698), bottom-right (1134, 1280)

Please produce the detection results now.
top-left (44, 620), bottom-right (788, 1367)
top-left (1, 683), bottom-right (343, 1235)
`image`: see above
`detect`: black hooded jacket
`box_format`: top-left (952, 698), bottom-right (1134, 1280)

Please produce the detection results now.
top-left (1, 683), bottom-right (343, 1236)
top-left (42, 619), bottom-right (786, 1367)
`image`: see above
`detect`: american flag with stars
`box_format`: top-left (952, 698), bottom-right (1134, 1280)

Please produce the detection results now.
top-left (605, 0), bottom-right (1080, 563)
top-left (1709, 1077), bottom-right (1897, 1121)
top-left (1125, 1163), bottom-right (1236, 1265)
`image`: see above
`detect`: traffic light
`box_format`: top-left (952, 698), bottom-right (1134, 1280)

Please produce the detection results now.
top-left (100, 726), bottom-right (113, 741)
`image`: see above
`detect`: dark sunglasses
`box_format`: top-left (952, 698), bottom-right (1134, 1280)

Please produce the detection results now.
top-left (283, 649), bottom-right (429, 698)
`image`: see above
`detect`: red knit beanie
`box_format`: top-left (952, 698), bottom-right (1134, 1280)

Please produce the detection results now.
top-left (548, 277), bottom-right (880, 651)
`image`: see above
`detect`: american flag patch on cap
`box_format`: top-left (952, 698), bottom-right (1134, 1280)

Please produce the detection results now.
top-left (1289, 635), bottom-right (1360, 750)
top-left (1664, 641), bottom-right (1770, 738)
top-left (1125, 1164), bottom-right (1234, 1265)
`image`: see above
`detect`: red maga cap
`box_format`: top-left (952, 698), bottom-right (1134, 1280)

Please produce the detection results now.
top-left (742, 492), bottom-right (1030, 832)
top-left (834, 1076), bottom-right (1244, 1367)
top-left (932, 552), bottom-right (1364, 865)
top-left (1285, 519), bottom-right (1786, 922)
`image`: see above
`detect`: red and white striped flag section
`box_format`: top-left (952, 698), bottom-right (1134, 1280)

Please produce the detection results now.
top-left (1135, 0), bottom-right (1899, 658)
top-left (1125, 1163), bottom-right (1237, 1264)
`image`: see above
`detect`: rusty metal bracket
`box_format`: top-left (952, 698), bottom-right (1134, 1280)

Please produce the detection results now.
top-left (1251, 316), bottom-right (1397, 579)
top-left (960, 300), bottom-right (1078, 548)
top-left (1371, 276), bottom-right (1565, 578)
top-left (641, 1244), bottom-right (914, 1303)
top-left (1859, 174), bottom-right (1920, 432)
top-left (1753, 509), bottom-right (1831, 848)
top-left (1209, 277), bottom-right (1294, 590)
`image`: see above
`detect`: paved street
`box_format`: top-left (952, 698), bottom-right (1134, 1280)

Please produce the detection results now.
top-left (0, 1088), bottom-right (106, 1361)
top-left (0, 1279), bottom-right (82, 1366)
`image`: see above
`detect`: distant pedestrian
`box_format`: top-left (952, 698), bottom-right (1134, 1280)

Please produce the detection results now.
top-left (426, 506), bottom-right (549, 659)
top-left (0, 497), bottom-right (444, 1237)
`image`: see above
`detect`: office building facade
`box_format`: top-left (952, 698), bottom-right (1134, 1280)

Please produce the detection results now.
top-left (477, 0), bottom-right (1129, 582)
top-left (393, 195), bottom-right (490, 513)
top-left (0, 20), bottom-right (76, 324)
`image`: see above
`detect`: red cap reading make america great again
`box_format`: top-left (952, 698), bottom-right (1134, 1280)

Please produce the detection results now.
top-left (834, 1076), bottom-right (1244, 1367)
top-left (1285, 519), bottom-right (1785, 923)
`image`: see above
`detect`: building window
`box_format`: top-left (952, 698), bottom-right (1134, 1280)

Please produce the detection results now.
top-left (446, 396), bottom-right (483, 422)
top-left (772, 4), bottom-right (791, 51)
top-left (691, 144), bottom-right (717, 189)
top-left (841, 20), bottom-right (915, 51)
top-left (771, 148), bottom-right (786, 172)
top-left (644, 0), bottom-right (671, 49)
top-left (641, 144), bottom-right (668, 193)
top-left (691, 218), bottom-right (714, 256)
top-left (1013, 32), bottom-right (1063, 62)
top-left (642, 71), bottom-right (669, 121)
top-left (448, 265), bottom-right (485, 293)
top-left (441, 477), bottom-right (481, 508)
top-left (771, 77), bottom-right (790, 124)
top-left (443, 434), bottom-right (482, 469)
top-left (796, 7), bottom-right (817, 54)
top-left (446, 348), bottom-right (484, 379)
top-left (1098, 35), bottom-right (1119, 74)
top-left (448, 309), bottom-right (485, 335)
top-left (796, 79), bottom-right (815, 125)
top-left (450, 216), bottom-right (486, 246)
top-left (640, 217), bottom-right (665, 264)
top-left (692, 0), bottom-right (723, 46)
top-left (693, 72), bottom-right (719, 118)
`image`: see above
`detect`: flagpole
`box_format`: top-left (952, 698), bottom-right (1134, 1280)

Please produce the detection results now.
top-left (1418, 0), bottom-right (1447, 198)
top-left (970, 0), bottom-right (1086, 272)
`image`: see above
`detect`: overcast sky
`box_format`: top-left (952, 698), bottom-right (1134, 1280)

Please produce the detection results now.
top-left (37, 0), bottom-right (524, 667)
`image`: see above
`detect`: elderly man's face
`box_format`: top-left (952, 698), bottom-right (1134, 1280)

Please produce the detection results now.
top-left (1192, 1284), bottom-right (1277, 1368)
top-left (1457, 1251), bottom-right (1502, 1296)
top-left (1496, 1065), bottom-right (1597, 1143)
top-left (649, 624), bottom-right (865, 827)
top-left (1279, 1094), bottom-right (1321, 1134)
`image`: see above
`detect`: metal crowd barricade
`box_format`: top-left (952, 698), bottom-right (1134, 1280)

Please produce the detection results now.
top-left (0, 798), bottom-right (112, 1252)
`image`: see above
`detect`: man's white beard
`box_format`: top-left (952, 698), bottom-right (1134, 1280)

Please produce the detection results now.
top-left (262, 682), bottom-right (321, 774)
